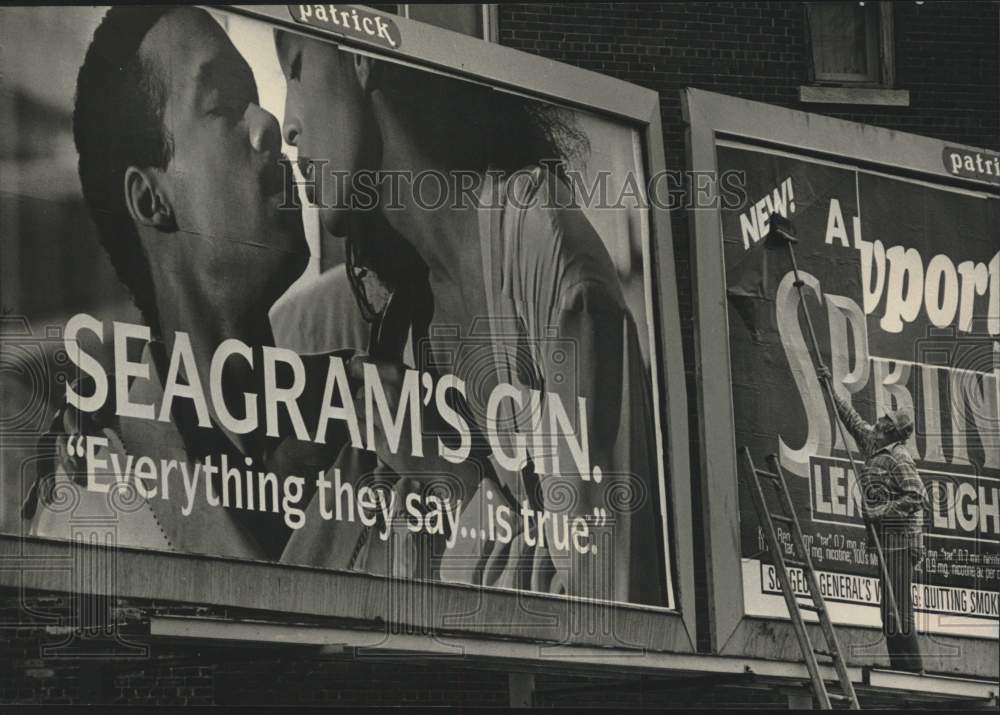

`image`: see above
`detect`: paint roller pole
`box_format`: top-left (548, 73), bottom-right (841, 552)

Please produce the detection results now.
top-left (764, 215), bottom-right (904, 634)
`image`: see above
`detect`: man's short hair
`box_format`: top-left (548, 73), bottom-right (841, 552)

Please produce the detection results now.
top-left (73, 6), bottom-right (178, 334)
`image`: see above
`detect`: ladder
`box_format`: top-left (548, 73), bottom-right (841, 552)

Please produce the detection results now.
top-left (739, 447), bottom-right (861, 710)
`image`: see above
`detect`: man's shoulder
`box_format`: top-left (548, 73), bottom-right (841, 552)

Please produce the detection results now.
top-left (867, 443), bottom-right (911, 473)
top-left (886, 442), bottom-right (920, 474)
top-left (889, 442), bottom-right (915, 459)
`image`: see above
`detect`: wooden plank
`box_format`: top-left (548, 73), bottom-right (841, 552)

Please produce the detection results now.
top-left (798, 86), bottom-right (910, 107)
top-left (863, 669), bottom-right (999, 700)
top-left (719, 618), bottom-right (999, 681)
top-left (150, 614), bottom-right (866, 683)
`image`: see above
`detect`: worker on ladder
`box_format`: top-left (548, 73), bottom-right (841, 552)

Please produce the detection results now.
top-left (817, 366), bottom-right (928, 674)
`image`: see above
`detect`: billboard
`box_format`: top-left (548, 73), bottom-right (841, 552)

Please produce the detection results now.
top-left (720, 141), bottom-right (999, 638)
top-left (0, 5), bottom-right (681, 619)
top-left (685, 89), bottom-right (998, 676)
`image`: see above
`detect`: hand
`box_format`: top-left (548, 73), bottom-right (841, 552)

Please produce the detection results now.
top-left (817, 366), bottom-right (832, 381)
top-left (53, 377), bottom-right (122, 488)
top-left (24, 395), bottom-right (123, 518)
top-left (59, 402), bottom-right (115, 470)
top-left (387, 473), bottom-right (420, 578)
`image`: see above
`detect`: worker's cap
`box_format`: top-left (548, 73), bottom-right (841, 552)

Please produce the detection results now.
top-left (883, 410), bottom-right (914, 439)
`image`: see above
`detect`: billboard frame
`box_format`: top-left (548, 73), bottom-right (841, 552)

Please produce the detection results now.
top-left (0, 4), bottom-right (695, 657)
top-left (683, 87), bottom-right (999, 675)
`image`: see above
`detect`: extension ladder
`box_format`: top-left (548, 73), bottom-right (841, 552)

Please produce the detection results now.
top-left (739, 447), bottom-right (862, 709)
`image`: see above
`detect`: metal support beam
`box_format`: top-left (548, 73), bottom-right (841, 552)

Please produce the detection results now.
top-left (147, 616), bottom-right (999, 704)
top-left (782, 686), bottom-right (813, 709)
top-left (508, 672), bottom-right (534, 708)
top-left (535, 672), bottom-right (755, 699)
top-left (863, 668), bottom-right (998, 701)
top-left (149, 615), bottom-right (860, 682)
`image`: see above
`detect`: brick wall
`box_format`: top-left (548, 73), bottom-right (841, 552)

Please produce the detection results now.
top-left (498, 2), bottom-right (999, 149)
top-left (497, 0), bottom-right (1000, 653)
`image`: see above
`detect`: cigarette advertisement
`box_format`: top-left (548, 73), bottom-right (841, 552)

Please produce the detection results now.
top-left (721, 140), bottom-right (999, 637)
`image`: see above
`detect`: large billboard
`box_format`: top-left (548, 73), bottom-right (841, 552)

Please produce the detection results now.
top-left (720, 141), bottom-right (999, 638)
top-left (0, 5), bottom-right (680, 617)
top-left (686, 90), bottom-right (998, 675)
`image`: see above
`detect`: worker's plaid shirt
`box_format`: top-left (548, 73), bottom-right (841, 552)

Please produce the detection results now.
top-left (832, 394), bottom-right (927, 552)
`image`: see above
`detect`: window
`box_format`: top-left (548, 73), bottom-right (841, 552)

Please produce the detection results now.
top-left (805, 1), bottom-right (894, 87)
top-left (366, 4), bottom-right (497, 42)
top-left (801, 1), bottom-right (908, 105)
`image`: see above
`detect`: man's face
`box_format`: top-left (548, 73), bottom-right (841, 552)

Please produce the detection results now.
top-left (276, 31), bottom-right (372, 237)
top-left (140, 9), bottom-right (307, 304)
top-left (874, 416), bottom-right (897, 445)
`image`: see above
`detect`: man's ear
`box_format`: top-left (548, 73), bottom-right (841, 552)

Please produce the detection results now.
top-left (124, 166), bottom-right (175, 231)
top-left (353, 54), bottom-right (378, 94)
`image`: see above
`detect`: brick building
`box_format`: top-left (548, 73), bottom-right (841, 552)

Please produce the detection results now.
top-left (495, 0), bottom-right (1000, 662)
top-left (1, 2), bottom-right (998, 708)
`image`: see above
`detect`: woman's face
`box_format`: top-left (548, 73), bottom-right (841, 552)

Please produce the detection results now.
top-left (277, 32), bottom-right (372, 237)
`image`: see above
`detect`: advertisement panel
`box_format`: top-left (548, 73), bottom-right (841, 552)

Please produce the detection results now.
top-left (718, 140), bottom-right (999, 638)
top-left (0, 6), bottom-right (676, 612)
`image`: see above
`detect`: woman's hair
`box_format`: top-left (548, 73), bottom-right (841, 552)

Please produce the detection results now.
top-left (374, 59), bottom-right (588, 173)
top-left (345, 59), bottom-right (589, 322)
